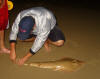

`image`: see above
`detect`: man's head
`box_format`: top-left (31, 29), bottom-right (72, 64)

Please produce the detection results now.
top-left (18, 16), bottom-right (35, 40)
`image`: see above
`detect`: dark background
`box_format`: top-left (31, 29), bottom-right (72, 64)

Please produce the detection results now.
top-left (10, 0), bottom-right (100, 9)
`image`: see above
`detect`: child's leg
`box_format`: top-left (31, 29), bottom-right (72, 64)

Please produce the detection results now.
top-left (0, 30), bottom-right (10, 54)
top-left (0, 0), bottom-right (5, 8)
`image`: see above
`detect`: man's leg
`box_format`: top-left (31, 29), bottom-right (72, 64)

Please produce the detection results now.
top-left (44, 39), bottom-right (65, 52)
top-left (48, 39), bottom-right (64, 47)
top-left (0, 30), bottom-right (10, 53)
top-left (45, 26), bottom-right (65, 51)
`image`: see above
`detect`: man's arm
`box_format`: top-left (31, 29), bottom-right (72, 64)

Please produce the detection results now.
top-left (9, 13), bottom-right (21, 62)
top-left (10, 42), bottom-right (16, 61)
top-left (31, 17), bottom-right (51, 53)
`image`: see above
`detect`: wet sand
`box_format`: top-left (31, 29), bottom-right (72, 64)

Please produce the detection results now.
top-left (0, 1), bottom-right (100, 79)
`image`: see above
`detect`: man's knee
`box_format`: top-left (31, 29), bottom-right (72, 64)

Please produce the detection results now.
top-left (56, 40), bottom-right (65, 46)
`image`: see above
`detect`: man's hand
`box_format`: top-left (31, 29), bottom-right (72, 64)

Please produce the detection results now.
top-left (16, 58), bottom-right (26, 66)
top-left (16, 52), bottom-right (33, 66)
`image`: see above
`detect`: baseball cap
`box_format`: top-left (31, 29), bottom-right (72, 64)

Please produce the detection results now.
top-left (18, 16), bottom-right (35, 40)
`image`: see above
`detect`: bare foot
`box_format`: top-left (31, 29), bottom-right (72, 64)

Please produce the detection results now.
top-left (44, 43), bottom-right (51, 52)
top-left (45, 46), bottom-right (51, 52)
top-left (44, 40), bottom-right (51, 52)
top-left (0, 48), bottom-right (10, 54)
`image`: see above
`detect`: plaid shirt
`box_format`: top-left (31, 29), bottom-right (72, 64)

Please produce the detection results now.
top-left (10, 7), bottom-right (56, 53)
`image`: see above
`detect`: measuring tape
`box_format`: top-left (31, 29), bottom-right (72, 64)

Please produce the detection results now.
top-left (7, 0), bottom-right (13, 10)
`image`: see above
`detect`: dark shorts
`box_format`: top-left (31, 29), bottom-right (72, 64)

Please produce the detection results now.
top-left (28, 26), bottom-right (65, 42)
top-left (48, 26), bottom-right (65, 42)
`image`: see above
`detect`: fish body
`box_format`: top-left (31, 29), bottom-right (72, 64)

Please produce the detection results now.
top-left (24, 57), bottom-right (85, 72)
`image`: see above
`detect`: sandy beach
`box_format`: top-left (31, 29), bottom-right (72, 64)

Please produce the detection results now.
top-left (0, 1), bottom-right (100, 79)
